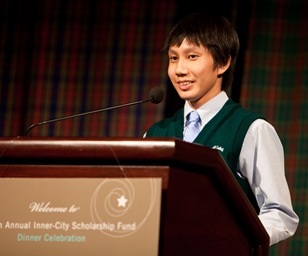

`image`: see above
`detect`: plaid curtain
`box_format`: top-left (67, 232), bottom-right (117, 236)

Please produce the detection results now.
top-left (0, 0), bottom-right (176, 137)
top-left (241, 0), bottom-right (308, 255)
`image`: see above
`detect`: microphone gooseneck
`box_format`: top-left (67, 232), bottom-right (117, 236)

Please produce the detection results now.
top-left (24, 87), bottom-right (164, 136)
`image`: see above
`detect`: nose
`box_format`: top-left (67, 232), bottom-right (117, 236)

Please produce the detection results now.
top-left (175, 59), bottom-right (188, 77)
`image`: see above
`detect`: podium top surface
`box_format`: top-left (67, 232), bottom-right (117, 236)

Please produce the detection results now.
top-left (0, 137), bottom-right (220, 166)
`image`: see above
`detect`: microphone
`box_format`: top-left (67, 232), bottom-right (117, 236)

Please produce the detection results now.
top-left (24, 87), bottom-right (164, 136)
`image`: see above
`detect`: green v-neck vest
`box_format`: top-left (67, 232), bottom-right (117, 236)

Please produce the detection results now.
top-left (146, 99), bottom-right (263, 212)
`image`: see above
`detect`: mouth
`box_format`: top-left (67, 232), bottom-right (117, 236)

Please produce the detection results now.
top-left (177, 81), bottom-right (193, 90)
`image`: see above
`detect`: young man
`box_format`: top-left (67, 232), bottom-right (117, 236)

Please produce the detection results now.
top-left (145, 13), bottom-right (299, 245)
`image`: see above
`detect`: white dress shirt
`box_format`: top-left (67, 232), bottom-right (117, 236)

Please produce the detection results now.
top-left (184, 91), bottom-right (299, 245)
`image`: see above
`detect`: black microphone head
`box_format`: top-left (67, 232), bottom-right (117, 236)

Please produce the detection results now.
top-left (149, 87), bottom-right (164, 104)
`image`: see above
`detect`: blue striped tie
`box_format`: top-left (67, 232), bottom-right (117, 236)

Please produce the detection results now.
top-left (183, 110), bottom-right (201, 142)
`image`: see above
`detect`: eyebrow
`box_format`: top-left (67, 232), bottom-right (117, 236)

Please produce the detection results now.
top-left (168, 45), bottom-right (204, 54)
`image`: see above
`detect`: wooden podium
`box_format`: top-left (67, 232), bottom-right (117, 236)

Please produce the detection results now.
top-left (0, 137), bottom-right (269, 255)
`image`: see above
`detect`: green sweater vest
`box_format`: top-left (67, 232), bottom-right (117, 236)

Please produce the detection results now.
top-left (146, 99), bottom-right (263, 212)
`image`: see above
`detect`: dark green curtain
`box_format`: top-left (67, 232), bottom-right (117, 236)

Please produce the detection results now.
top-left (241, 1), bottom-right (308, 255)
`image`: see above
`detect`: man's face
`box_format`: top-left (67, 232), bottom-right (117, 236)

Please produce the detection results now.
top-left (167, 38), bottom-right (229, 109)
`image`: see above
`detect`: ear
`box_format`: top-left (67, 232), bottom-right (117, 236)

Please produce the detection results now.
top-left (217, 56), bottom-right (231, 77)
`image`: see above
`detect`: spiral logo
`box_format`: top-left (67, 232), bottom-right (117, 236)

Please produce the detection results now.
top-left (90, 178), bottom-right (160, 238)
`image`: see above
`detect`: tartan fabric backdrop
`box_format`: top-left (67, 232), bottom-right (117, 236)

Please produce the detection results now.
top-left (0, 0), bottom-right (307, 255)
top-left (0, 0), bottom-right (174, 137)
top-left (241, 0), bottom-right (308, 255)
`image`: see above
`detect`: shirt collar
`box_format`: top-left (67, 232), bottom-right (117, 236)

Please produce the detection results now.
top-left (184, 91), bottom-right (229, 129)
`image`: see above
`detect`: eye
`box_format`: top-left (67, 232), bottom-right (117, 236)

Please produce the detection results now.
top-left (189, 54), bottom-right (198, 60)
top-left (169, 56), bottom-right (178, 62)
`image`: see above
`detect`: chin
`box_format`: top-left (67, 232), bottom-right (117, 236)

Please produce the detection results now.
top-left (177, 91), bottom-right (195, 101)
